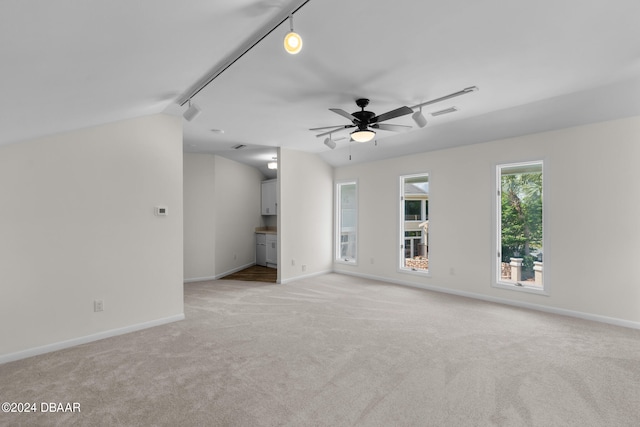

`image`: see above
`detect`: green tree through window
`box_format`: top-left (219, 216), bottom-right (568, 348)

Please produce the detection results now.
top-left (498, 162), bottom-right (543, 287)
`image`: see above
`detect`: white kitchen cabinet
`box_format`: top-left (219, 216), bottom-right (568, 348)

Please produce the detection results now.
top-left (265, 234), bottom-right (277, 267)
top-left (261, 179), bottom-right (277, 215)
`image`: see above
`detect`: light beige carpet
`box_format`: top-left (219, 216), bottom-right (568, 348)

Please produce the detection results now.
top-left (1, 273), bottom-right (639, 426)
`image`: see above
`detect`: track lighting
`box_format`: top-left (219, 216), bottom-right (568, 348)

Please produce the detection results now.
top-left (409, 87), bottom-right (478, 128)
top-left (351, 129), bottom-right (376, 143)
top-left (324, 137), bottom-right (336, 149)
top-left (412, 106), bottom-right (428, 128)
top-left (283, 15), bottom-right (302, 54)
top-left (178, 1), bottom-right (312, 106)
top-left (183, 99), bottom-right (201, 121)
top-left (410, 87), bottom-right (478, 111)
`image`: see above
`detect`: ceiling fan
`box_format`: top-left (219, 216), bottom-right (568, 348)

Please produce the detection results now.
top-left (310, 98), bottom-right (413, 143)
top-left (311, 87), bottom-right (479, 145)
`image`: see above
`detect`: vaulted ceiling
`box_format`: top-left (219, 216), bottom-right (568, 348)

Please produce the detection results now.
top-left (3, 0), bottom-right (640, 178)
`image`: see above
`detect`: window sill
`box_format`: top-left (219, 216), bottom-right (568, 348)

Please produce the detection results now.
top-left (335, 259), bottom-right (357, 266)
top-left (399, 268), bottom-right (431, 278)
top-left (494, 281), bottom-right (548, 296)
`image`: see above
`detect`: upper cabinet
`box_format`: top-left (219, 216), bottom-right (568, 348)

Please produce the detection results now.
top-left (261, 179), bottom-right (277, 215)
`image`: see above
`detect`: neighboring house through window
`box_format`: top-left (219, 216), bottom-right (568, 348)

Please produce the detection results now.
top-left (400, 173), bottom-right (429, 273)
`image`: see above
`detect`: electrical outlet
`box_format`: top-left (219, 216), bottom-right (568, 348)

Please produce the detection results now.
top-left (302, 265), bottom-right (307, 272)
top-left (291, 259), bottom-right (295, 266)
top-left (94, 300), bottom-right (104, 312)
top-left (449, 267), bottom-right (455, 276)
top-left (370, 257), bottom-right (375, 264)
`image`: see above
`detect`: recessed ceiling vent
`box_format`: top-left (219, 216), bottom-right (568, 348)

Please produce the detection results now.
top-left (232, 144), bottom-right (247, 150)
top-left (431, 107), bottom-right (458, 116)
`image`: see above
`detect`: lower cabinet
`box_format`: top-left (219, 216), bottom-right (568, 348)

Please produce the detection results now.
top-left (256, 233), bottom-right (277, 268)
top-left (265, 234), bottom-right (277, 268)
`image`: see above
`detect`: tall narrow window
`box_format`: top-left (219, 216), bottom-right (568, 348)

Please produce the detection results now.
top-left (336, 181), bottom-right (357, 263)
top-left (496, 161), bottom-right (544, 291)
top-left (400, 173), bottom-right (429, 273)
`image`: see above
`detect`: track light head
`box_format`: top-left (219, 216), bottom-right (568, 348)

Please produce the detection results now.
top-left (324, 137), bottom-right (336, 149)
top-left (183, 100), bottom-right (201, 121)
top-left (412, 108), bottom-right (428, 128)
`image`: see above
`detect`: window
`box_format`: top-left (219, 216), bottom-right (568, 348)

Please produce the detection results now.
top-left (496, 161), bottom-right (545, 292)
top-left (405, 200), bottom-right (423, 221)
top-left (400, 174), bottom-right (429, 273)
top-left (404, 231), bottom-right (423, 259)
top-left (336, 181), bottom-right (357, 263)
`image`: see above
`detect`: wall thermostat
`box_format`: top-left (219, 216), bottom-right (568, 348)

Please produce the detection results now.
top-left (155, 206), bottom-right (168, 216)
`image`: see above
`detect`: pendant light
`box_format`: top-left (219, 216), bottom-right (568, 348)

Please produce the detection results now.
top-left (283, 15), bottom-right (303, 54)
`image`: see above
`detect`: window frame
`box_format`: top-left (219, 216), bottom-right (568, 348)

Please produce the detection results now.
top-left (493, 160), bottom-right (549, 295)
top-left (335, 179), bottom-right (358, 265)
top-left (398, 172), bottom-right (430, 276)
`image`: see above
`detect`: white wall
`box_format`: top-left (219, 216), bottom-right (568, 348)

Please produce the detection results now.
top-left (183, 153), bottom-right (216, 280)
top-left (213, 155), bottom-right (264, 277)
top-left (334, 116), bottom-right (640, 326)
top-left (183, 153), bottom-right (264, 281)
top-left (279, 148), bottom-right (334, 283)
top-left (0, 114), bottom-right (184, 360)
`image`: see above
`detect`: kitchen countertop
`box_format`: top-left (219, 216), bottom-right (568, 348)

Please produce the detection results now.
top-left (255, 227), bottom-right (277, 235)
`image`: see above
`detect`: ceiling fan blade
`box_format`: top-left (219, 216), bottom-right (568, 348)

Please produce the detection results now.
top-left (315, 125), bottom-right (354, 138)
top-left (371, 106), bottom-right (413, 123)
top-left (371, 123), bottom-right (412, 132)
top-left (309, 125), bottom-right (347, 131)
top-left (329, 108), bottom-right (359, 123)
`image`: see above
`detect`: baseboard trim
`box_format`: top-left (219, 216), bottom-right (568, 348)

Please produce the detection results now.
top-left (183, 262), bottom-right (256, 283)
top-left (335, 270), bottom-right (640, 330)
top-left (184, 276), bottom-right (216, 283)
top-left (0, 313), bottom-right (185, 365)
top-left (214, 262), bottom-right (256, 280)
top-left (280, 269), bottom-right (333, 284)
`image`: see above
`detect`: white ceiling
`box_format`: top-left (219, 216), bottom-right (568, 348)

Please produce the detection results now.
top-left (3, 0), bottom-right (640, 179)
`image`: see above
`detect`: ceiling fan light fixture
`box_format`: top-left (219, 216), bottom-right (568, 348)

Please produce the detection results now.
top-left (283, 15), bottom-right (302, 54)
top-left (351, 129), bottom-right (376, 143)
top-left (412, 107), bottom-right (428, 128)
